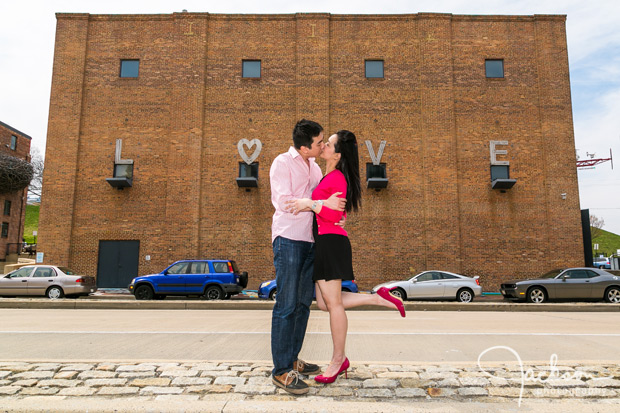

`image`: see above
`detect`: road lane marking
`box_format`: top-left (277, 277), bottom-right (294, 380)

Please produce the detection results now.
top-left (2, 331), bottom-right (620, 337)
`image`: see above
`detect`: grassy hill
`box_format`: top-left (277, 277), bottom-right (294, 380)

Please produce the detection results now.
top-left (592, 228), bottom-right (620, 257)
top-left (24, 205), bottom-right (39, 244)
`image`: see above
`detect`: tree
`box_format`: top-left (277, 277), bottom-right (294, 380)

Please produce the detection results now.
top-left (590, 214), bottom-right (605, 241)
top-left (28, 147), bottom-right (44, 198)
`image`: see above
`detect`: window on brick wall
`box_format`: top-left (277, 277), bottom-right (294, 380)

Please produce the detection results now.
top-left (120, 60), bottom-right (140, 78)
top-left (365, 60), bottom-right (384, 78)
top-left (10, 135), bottom-right (17, 150)
top-left (3, 200), bottom-right (11, 216)
top-left (1, 222), bottom-right (8, 238)
top-left (485, 59), bottom-right (504, 78)
top-left (242, 60), bottom-right (261, 78)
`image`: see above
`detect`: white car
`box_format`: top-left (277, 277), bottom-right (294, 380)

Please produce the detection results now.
top-left (0, 265), bottom-right (97, 299)
top-left (372, 271), bottom-right (482, 303)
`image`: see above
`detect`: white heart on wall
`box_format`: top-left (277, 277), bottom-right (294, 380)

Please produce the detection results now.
top-left (237, 139), bottom-right (262, 165)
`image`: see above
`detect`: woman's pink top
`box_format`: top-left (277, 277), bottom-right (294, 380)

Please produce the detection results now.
top-left (311, 169), bottom-right (348, 237)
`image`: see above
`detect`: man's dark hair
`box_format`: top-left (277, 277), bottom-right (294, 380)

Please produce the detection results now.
top-left (292, 119), bottom-right (323, 150)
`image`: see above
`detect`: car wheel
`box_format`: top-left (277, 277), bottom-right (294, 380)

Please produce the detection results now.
top-left (390, 288), bottom-right (407, 301)
top-left (134, 285), bottom-right (154, 300)
top-left (457, 288), bottom-right (474, 303)
top-left (527, 287), bottom-right (547, 303)
top-left (604, 287), bottom-right (620, 304)
top-left (269, 289), bottom-right (277, 301)
top-left (204, 285), bottom-right (224, 300)
top-left (46, 286), bottom-right (64, 300)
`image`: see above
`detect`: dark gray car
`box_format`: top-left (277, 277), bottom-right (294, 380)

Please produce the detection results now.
top-left (501, 268), bottom-right (620, 303)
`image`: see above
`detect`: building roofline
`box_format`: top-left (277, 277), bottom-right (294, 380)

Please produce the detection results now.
top-left (0, 120), bottom-right (32, 140)
top-left (55, 12), bottom-right (566, 22)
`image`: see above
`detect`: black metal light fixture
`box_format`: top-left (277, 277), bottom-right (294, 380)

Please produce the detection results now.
top-left (106, 139), bottom-right (134, 189)
top-left (366, 162), bottom-right (388, 189)
top-left (236, 162), bottom-right (258, 188)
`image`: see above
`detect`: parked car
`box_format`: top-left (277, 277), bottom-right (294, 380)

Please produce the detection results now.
top-left (0, 265), bottom-right (97, 299)
top-left (593, 257), bottom-right (611, 269)
top-left (500, 268), bottom-right (620, 303)
top-left (128, 260), bottom-right (248, 300)
top-left (371, 271), bottom-right (482, 303)
top-left (258, 278), bottom-right (359, 301)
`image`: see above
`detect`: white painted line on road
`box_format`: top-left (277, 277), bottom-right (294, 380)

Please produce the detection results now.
top-left (3, 331), bottom-right (620, 337)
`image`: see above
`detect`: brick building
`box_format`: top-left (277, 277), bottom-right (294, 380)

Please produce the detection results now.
top-left (0, 121), bottom-right (31, 267)
top-left (38, 12), bottom-right (583, 291)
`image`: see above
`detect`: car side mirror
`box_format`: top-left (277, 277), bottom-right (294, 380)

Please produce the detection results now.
top-left (561, 275), bottom-right (568, 281)
top-left (162, 270), bottom-right (168, 275)
top-left (411, 279), bottom-right (417, 283)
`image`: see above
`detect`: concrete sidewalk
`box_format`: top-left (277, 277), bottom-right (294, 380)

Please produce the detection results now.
top-left (1, 360), bottom-right (619, 412)
top-left (1, 296), bottom-right (619, 311)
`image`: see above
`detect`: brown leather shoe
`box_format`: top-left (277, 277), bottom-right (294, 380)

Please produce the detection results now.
top-left (294, 359), bottom-right (321, 375)
top-left (272, 370), bottom-right (309, 395)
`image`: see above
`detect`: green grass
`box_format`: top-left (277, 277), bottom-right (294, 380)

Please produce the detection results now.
top-left (592, 228), bottom-right (620, 257)
top-left (24, 205), bottom-right (39, 244)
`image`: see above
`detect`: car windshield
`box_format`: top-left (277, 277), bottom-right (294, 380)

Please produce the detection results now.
top-left (540, 269), bottom-right (563, 279)
top-left (57, 267), bottom-right (77, 275)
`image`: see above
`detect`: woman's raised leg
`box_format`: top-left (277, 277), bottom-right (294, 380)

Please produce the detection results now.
top-left (315, 279), bottom-right (348, 377)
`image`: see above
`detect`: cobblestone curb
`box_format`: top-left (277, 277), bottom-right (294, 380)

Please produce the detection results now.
top-left (1, 361), bottom-right (619, 405)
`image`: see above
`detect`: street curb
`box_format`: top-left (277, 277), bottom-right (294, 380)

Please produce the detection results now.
top-left (0, 298), bottom-right (618, 312)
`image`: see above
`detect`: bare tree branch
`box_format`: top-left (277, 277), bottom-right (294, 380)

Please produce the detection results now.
top-left (590, 214), bottom-right (605, 241)
top-left (28, 147), bottom-right (44, 198)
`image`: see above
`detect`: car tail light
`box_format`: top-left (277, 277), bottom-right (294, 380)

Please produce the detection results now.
top-left (75, 278), bottom-right (84, 283)
top-left (352, 280), bottom-right (357, 284)
top-left (228, 262), bottom-right (233, 273)
top-left (475, 278), bottom-right (480, 286)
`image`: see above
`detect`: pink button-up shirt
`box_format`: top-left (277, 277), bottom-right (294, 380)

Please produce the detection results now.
top-left (270, 146), bottom-right (323, 243)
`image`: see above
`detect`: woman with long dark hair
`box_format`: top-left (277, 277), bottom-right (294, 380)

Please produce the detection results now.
top-left (288, 130), bottom-right (405, 385)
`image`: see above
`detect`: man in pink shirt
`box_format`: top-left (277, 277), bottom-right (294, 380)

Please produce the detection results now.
top-left (269, 119), bottom-right (345, 394)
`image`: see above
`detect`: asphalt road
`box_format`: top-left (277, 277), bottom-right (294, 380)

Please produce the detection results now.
top-left (1, 309), bottom-right (619, 364)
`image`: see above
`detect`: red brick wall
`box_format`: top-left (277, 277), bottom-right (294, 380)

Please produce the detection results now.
top-left (38, 13), bottom-right (583, 291)
top-left (0, 122), bottom-right (31, 260)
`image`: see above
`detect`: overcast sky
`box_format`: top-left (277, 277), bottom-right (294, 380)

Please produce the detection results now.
top-left (1, 0), bottom-right (619, 237)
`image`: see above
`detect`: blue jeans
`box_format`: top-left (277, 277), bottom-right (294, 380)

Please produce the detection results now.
top-left (271, 236), bottom-right (315, 377)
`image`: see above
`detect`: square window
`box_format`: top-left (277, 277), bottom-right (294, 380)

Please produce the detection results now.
top-left (485, 59), bottom-right (504, 78)
top-left (120, 60), bottom-right (140, 78)
top-left (366, 163), bottom-right (387, 180)
top-left (239, 162), bottom-right (258, 178)
top-left (490, 165), bottom-right (510, 180)
top-left (10, 135), bottom-right (17, 150)
top-left (365, 60), bottom-right (384, 78)
top-left (3, 200), bottom-right (11, 216)
top-left (1, 222), bottom-right (8, 238)
top-left (242, 60), bottom-right (261, 78)
top-left (113, 163), bottom-right (133, 179)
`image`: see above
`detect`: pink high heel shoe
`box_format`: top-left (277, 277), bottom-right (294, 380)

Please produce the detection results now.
top-left (314, 358), bottom-right (350, 384)
top-left (377, 287), bottom-right (406, 318)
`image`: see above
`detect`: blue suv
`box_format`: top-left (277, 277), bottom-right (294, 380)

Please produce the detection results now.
top-left (129, 260), bottom-right (248, 300)
top-left (258, 278), bottom-right (358, 300)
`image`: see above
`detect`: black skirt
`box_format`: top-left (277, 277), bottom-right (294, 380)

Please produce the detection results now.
top-left (313, 216), bottom-right (355, 282)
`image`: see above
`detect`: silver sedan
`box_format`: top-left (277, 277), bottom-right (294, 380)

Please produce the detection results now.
top-left (0, 265), bottom-right (97, 299)
top-left (372, 271), bottom-right (482, 303)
